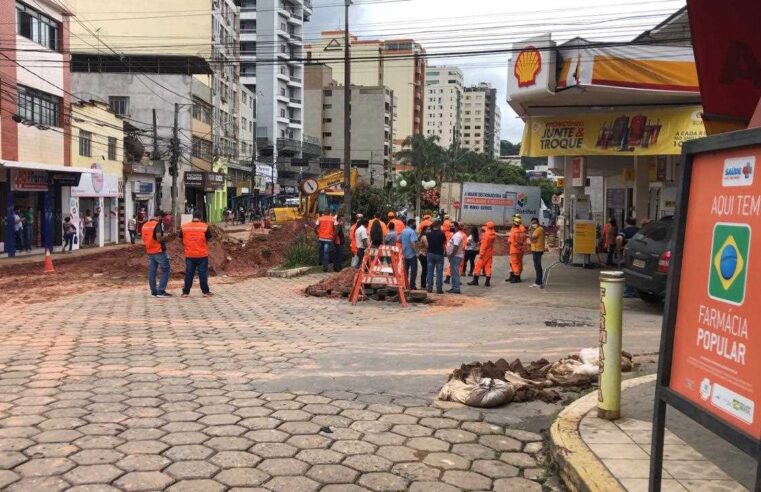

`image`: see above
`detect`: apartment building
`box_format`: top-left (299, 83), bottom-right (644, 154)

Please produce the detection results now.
top-left (307, 32), bottom-right (425, 152)
top-left (461, 83), bottom-right (501, 158)
top-left (303, 64), bottom-right (395, 187)
top-left (240, 0), bottom-right (319, 182)
top-left (425, 66), bottom-right (463, 149)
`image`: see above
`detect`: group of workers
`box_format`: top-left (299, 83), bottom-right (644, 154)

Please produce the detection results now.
top-left (314, 209), bottom-right (547, 293)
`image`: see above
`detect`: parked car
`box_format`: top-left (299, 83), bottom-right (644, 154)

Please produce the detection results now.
top-left (622, 217), bottom-right (674, 302)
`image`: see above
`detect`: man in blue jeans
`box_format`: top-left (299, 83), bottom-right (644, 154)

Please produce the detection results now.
top-left (179, 210), bottom-right (213, 297)
top-left (446, 222), bottom-right (464, 294)
top-left (425, 220), bottom-right (446, 294)
top-left (399, 218), bottom-right (419, 290)
top-left (142, 210), bottom-right (172, 298)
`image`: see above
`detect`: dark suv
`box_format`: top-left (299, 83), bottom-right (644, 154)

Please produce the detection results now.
top-left (622, 218), bottom-right (674, 302)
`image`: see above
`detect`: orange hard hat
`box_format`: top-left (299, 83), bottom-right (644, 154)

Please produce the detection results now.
top-left (486, 221), bottom-right (495, 229)
top-left (387, 211), bottom-right (395, 218)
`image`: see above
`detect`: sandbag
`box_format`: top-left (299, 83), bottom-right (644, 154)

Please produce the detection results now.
top-left (438, 368), bottom-right (515, 408)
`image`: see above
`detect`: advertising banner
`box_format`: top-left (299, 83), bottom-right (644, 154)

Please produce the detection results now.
top-left (11, 169), bottom-right (48, 191)
top-left (573, 220), bottom-right (597, 255)
top-left (458, 183), bottom-right (542, 226)
top-left (521, 106), bottom-right (706, 157)
top-left (669, 147), bottom-right (761, 437)
top-left (71, 173), bottom-right (119, 197)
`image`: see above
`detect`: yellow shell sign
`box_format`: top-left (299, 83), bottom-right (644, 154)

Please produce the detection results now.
top-left (521, 106), bottom-right (706, 157)
top-left (514, 47), bottom-right (542, 88)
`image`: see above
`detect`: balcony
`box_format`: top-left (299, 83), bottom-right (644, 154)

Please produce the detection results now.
top-left (288, 97), bottom-right (302, 106)
top-left (304, 0), bottom-right (312, 10)
top-left (289, 75), bottom-right (302, 83)
top-left (289, 118), bottom-right (301, 125)
top-left (289, 33), bottom-right (302, 41)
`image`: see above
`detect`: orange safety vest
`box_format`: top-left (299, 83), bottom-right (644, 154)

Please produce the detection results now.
top-left (317, 215), bottom-right (336, 240)
top-left (417, 218), bottom-right (432, 234)
top-left (391, 219), bottom-right (405, 242)
top-left (182, 220), bottom-right (209, 258)
top-left (509, 224), bottom-right (527, 254)
top-left (141, 219), bottom-right (163, 255)
top-left (349, 223), bottom-right (358, 254)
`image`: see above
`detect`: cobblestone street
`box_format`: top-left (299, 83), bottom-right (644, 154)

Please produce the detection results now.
top-left (0, 265), bottom-right (663, 491)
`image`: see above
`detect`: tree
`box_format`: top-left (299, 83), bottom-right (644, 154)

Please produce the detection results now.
top-left (500, 140), bottom-right (520, 156)
top-left (395, 135), bottom-right (446, 216)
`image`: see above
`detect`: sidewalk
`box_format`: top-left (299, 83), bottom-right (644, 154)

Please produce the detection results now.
top-left (551, 375), bottom-right (749, 492)
top-left (0, 242), bottom-right (132, 266)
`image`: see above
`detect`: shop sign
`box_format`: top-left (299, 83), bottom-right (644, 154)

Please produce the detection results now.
top-left (573, 220), bottom-right (596, 254)
top-left (651, 128), bottom-right (761, 491)
top-left (203, 172), bottom-right (225, 192)
top-left (11, 169), bottom-right (48, 191)
top-left (521, 106), bottom-right (706, 157)
top-left (185, 172), bottom-right (204, 188)
top-left (571, 157), bottom-right (585, 187)
top-left (72, 173), bottom-right (120, 197)
top-left (508, 34), bottom-right (557, 99)
top-left (134, 181), bottom-right (154, 194)
top-left (51, 173), bottom-right (81, 187)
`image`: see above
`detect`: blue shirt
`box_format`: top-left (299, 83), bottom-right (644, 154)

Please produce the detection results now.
top-left (399, 226), bottom-right (418, 259)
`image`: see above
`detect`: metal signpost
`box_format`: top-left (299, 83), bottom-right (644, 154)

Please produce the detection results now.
top-left (650, 127), bottom-right (761, 492)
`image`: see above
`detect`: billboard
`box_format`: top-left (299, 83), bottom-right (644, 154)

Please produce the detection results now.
top-left (456, 183), bottom-right (541, 226)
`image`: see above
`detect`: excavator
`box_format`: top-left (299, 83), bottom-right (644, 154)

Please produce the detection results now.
top-left (270, 168), bottom-right (359, 223)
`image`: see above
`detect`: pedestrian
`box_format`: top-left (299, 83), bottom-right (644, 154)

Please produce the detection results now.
top-left (464, 225), bottom-right (480, 276)
top-left (425, 220), bottom-right (446, 294)
top-left (62, 217), bottom-right (76, 253)
top-left (469, 222), bottom-right (496, 286)
top-left (368, 213), bottom-right (388, 239)
top-left (384, 221), bottom-right (397, 246)
top-left (162, 211), bottom-right (173, 234)
top-left (354, 218), bottom-right (369, 267)
top-left (417, 214), bottom-right (433, 234)
top-left (400, 218), bottom-right (419, 290)
top-left (142, 210), bottom-right (172, 298)
top-left (23, 207), bottom-right (33, 251)
top-left (127, 215), bottom-right (137, 244)
top-left (387, 212), bottom-right (405, 245)
top-left (334, 216), bottom-right (346, 272)
top-left (136, 208), bottom-right (145, 234)
top-left (529, 217), bottom-right (546, 288)
top-left (369, 217), bottom-right (384, 248)
top-left (83, 209), bottom-right (95, 246)
top-left (508, 214), bottom-right (527, 283)
top-left (315, 209), bottom-right (337, 272)
top-left (13, 208), bottom-right (25, 252)
top-left (179, 210), bottom-right (213, 298)
top-left (605, 218), bottom-right (619, 266)
top-left (418, 225), bottom-right (429, 290)
top-left (446, 222), bottom-right (464, 294)
top-left (349, 213), bottom-right (363, 268)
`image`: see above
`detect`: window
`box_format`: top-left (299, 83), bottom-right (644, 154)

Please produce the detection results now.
top-left (79, 130), bottom-right (92, 157)
top-left (280, 109), bottom-right (286, 117)
top-left (107, 137), bottom-right (117, 161)
top-left (322, 118), bottom-right (332, 123)
top-left (323, 146), bottom-right (332, 151)
top-left (192, 137), bottom-right (213, 161)
top-left (323, 104), bottom-right (332, 109)
top-left (323, 90), bottom-right (332, 96)
top-left (322, 132), bottom-right (332, 137)
top-left (17, 85), bottom-right (61, 126)
top-left (16, 2), bottom-right (60, 51)
top-left (192, 100), bottom-right (211, 124)
top-left (108, 96), bottom-right (129, 116)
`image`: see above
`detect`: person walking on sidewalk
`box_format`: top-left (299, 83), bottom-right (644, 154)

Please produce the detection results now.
top-left (315, 209), bottom-right (337, 272)
top-left (425, 220), bottom-right (446, 294)
top-left (179, 210), bottom-right (213, 298)
top-left (142, 210), bottom-right (172, 298)
top-left (62, 217), bottom-right (76, 252)
top-left (529, 217), bottom-right (546, 288)
top-left (127, 215), bottom-right (137, 244)
top-left (446, 222), bottom-right (464, 294)
top-left (400, 218), bottom-right (419, 290)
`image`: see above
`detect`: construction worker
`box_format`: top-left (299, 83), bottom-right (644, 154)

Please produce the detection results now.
top-left (142, 210), bottom-right (171, 298)
top-left (368, 213), bottom-right (388, 238)
top-left (508, 214), bottom-right (527, 283)
top-left (387, 212), bottom-right (405, 244)
top-left (315, 209), bottom-right (337, 272)
top-left (468, 221), bottom-right (496, 286)
top-left (179, 210), bottom-right (213, 297)
top-left (442, 214), bottom-right (452, 240)
top-left (349, 213), bottom-right (363, 267)
top-left (418, 214), bottom-right (433, 234)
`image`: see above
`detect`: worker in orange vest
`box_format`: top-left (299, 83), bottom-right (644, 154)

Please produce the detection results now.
top-left (417, 214), bottom-right (433, 234)
top-left (508, 214), bottom-right (527, 283)
top-left (315, 209), bottom-right (337, 272)
top-left (179, 210), bottom-right (213, 297)
top-left (141, 210), bottom-right (171, 298)
top-left (468, 221), bottom-right (496, 286)
top-left (387, 212), bottom-right (405, 245)
top-left (442, 215), bottom-right (452, 240)
top-left (368, 213), bottom-right (388, 238)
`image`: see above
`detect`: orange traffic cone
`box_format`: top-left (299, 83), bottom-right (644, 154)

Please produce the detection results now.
top-left (43, 248), bottom-right (55, 273)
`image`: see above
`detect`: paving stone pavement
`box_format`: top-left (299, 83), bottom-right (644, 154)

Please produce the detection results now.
top-left (0, 270), bottom-right (655, 491)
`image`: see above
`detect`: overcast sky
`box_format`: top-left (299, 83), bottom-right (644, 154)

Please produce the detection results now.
top-left (306, 0), bottom-right (686, 144)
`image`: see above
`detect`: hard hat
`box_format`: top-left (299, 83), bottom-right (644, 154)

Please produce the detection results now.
top-left (444, 214), bottom-right (450, 219)
top-left (486, 221), bottom-right (495, 229)
top-left (513, 216), bottom-right (522, 225)
top-left (387, 211), bottom-right (395, 218)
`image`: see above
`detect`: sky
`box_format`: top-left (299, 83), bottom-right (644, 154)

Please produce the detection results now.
top-left (306, 0), bottom-right (686, 144)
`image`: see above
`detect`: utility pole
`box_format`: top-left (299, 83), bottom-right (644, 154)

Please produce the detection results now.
top-left (152, 109), bottom-right (158, 160)
top-left (342, 0), bottom-right (353, 224)
top-left (170, 102), bottom-right (179, 221)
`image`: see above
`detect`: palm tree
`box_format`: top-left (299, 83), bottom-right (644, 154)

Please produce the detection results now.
top-left (395, 135), bottom-right (445, 217)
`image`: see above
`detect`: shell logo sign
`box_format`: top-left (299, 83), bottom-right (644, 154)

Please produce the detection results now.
top-left (514, 46), bottom-right (542, 88)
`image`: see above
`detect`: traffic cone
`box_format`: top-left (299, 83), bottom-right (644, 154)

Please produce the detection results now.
top-left (43, 248), bottom-right (55, 273)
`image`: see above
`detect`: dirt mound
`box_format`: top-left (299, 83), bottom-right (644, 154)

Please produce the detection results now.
top-left (305, 268), bottom-right (357, 297)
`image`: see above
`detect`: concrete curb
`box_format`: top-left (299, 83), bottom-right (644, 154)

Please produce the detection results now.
top-left (549, 374), bottom-right (657, 492)
top-left (266, 266), bottom-right (314, 278)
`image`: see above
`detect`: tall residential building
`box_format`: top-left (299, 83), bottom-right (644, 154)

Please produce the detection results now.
top-left (425, 66), bottom-right (463, 149)
top-left (461, 83), bottom-right (501, 158)
top-left (240, 0), bottom-right (319, 181)
top-left (307, 32), bottom-right (425, 152)
top-left (303, 64), bottom-right (395, 187)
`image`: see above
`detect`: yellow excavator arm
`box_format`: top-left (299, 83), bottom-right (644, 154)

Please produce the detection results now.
top-left (301, 169), bottom-right (359, 217)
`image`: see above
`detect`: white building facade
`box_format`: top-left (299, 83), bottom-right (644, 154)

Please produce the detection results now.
top-left (424, 66), bottom-right (463, 149)
top-left (461, 83), bottom-right (501, 158)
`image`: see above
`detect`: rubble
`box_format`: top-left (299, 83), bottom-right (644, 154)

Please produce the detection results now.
top-left (304, 269), bottom-right (432, 304)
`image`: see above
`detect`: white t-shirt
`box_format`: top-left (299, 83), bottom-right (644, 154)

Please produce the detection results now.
top-left (354, 225), bottom-right (368, 249)
top-left (447, 232), bottom-right (465, 258)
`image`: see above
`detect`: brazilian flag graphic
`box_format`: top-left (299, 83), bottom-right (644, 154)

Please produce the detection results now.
top-left (709, 223), bottom-right (751, 305)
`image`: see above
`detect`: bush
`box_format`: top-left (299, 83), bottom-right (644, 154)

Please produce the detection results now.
top-left (283, 234), bottom-right (318, 268)
top-left (261, 248), bottom-right (272, 260)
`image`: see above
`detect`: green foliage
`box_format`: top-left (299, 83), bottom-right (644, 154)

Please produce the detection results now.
top-left (500, 140), bottom-right (520, 156)
top-left (351, 183), bottom-right (389, 218)
top-left (538, 179), bottom-right (560, 208)
top-left (283, 234), bottom-right (317, 268)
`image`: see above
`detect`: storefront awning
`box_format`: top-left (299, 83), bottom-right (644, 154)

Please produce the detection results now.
top-left (0, 161), bottom-right (101, 174)
top-left (520, 105), bottom-right (706, 157)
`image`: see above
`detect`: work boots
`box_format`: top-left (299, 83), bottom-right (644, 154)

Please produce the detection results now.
top-left (467, 276), bottom-right (479, 286)
top-left (510, 274), bottom-right (522, 284)
top-left (485, 277), bottom-right (491, 287)
top-left (506, 273), bottom-right (514, 283)
top-left (444, 276), bottom-right (451, 284)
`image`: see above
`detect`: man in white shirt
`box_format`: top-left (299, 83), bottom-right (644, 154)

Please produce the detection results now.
top-left (354, 218), bottom-right (369, 267)
top-left (13, 208), bottom-right (25, 252)
top-left (446, 222), bottom-right (465, 294)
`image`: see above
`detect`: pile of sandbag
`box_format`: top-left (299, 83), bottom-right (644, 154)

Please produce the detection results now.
top-left (438, 348), bottom-right (634, 408)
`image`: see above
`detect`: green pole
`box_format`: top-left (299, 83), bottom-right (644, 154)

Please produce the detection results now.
top-left (598, 270), bottom-right (624, 420)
